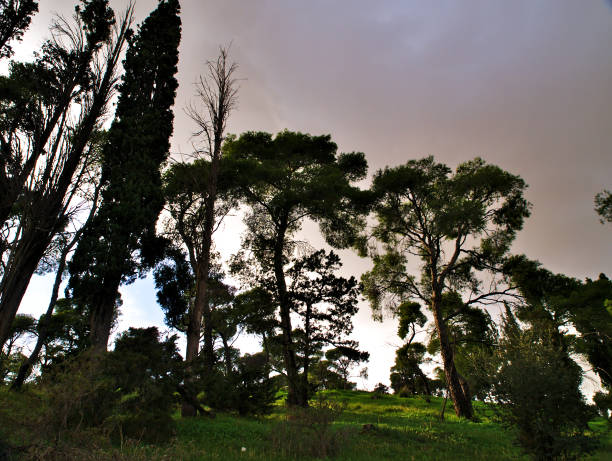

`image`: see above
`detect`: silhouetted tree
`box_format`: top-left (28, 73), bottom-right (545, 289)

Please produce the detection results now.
top-left (389, 301), bottom-right (431, 397)
top-left (68, 0), bottom-right (181, 351)
top-left (12, 166), bottom-right (103, 389)
top-left (225, 130), bottom-right (368, 406)
top-left (288, 249), bottom-right (365, 401)
top-left (0, 0), bottom-right (38, 59)
top-left (0, 313), bottom-right (35, 382)
top-left (0, 0), bottom-right (130, 348)
top-left (489, 309), bottom-right (595, 460)
top-left (182, 48), bottom-right (238, 388)
top-left (505, 256), bottom-right (612, 420)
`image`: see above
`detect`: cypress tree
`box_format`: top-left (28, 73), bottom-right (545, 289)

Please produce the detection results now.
top-left (68, 0), bottom-right (181, 351)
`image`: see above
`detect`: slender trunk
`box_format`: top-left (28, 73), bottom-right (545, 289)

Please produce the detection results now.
top-left (431, 292), bottom-right (473, 419)
top-left (440, 389), bottom-right (449, 420)
top-left (13, 183), bottom-right (101, 388)
top-left (262, 332), bottom-right (270, 368)
top-left (12, 245), bottom-right (69, 388)
top-left (183, 132), bottom-right (223, 418)
top-left (273, 214), bottom-right (302, 406)
top-left (300, 302), bottom-right (312, 406)
top-left (221, 334), bottom-right (232, 376)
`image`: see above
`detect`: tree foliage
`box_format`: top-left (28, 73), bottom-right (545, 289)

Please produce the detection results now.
top-left (0, 0), bottom-right (38, 59)
top-left (225, 130), bottom-right (368, 406)
top-left (488, 312), bottom-right (596, 460)
top-left (0, 0), bottom-right (131, 348)
top-left (362, 156), bottom-right (530, 418)
top-left (595, 189), bottom-right (612, 224)
top-left (68, 0), bottom-right (181, 350)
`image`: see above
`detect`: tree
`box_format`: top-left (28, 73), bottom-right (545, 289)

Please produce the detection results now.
top-left (595, 189), bottom-right (612, 224)
top-left (287, 249), bottom-right (366, 401)
top-left (225, 130), bottom-right (368, 406)
top-left (0, 0), bottom-right (131, 348)
top-left (68, 0), bottom-right (181, 351)
top-left (566, 275), bottom-right (612, 419)
top-left (182, 47), bottom-right (238, 381)
top-left (158, 47), bottom-right (237, 416)
top-left (161, 155), bottom-right (238, 371)
top-left (324, 346), bottom-right (369, 390)
top-left (361, 156), bottom-right (530, 418)
top-left (11, 164), bottom-right (103, 388)
top-left (0, 313), bottom-right (35, 382)
top-left (104, 327), bottom-right (183, 442)
top-left (390, 343), bottom-right (431, 397)
top-left (0, 0), bottom-right (38, 59)
top-left (506, 256), bottom-right (612, 419)
top-left (389, 301), bottom-right (432, 397)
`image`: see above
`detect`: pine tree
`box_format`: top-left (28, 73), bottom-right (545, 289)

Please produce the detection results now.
top-left (68, 0), bottom-right (181, 350)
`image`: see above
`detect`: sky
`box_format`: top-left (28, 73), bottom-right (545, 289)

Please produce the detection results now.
top-left (12, 0), bottom-right (612, 391)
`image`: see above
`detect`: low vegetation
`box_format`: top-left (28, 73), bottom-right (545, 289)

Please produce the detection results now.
top-left (1, 388), bottom-right (610, 460)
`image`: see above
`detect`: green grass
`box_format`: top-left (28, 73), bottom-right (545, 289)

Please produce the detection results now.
top-left (156, 390), bottom-right (607, 460)
top-left (2, 388), bottom-right (611, 460)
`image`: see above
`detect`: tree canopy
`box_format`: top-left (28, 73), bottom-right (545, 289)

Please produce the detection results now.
top-left (362, 156), bottom-right (530, 418)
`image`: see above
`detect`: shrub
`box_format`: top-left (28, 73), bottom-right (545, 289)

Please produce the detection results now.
top-left (491, 326), bottom-right (597, 460)
top-left (31, 327), bottom-right (181, 446)
top-left (373, 382), bottom-right (388, 395)
top-left (104, 327), bottom-right (182, 443)
top-left (202, 352), bottom-right (278, 416)
top-left (271, 394), bottom-right (350, 458)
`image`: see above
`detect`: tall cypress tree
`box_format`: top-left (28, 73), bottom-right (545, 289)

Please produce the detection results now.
top-left (68, 0), bottom-right (181, 351)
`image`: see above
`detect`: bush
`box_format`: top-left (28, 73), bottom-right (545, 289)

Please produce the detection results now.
top-left (104, 327), bottom-right (182, 443)
top-left (271, 394), bottom-right (350, 458)
top-left (593, 390), bottom-right (612, 421)
top-left (201, 352), bottom-right (278, 416)
top-left (491, 326), bottom-right (597, 460)
top-left (29, 328), bottom-right (181, 446)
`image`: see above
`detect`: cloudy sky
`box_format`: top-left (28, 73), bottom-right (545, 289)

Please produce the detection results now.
top-left (14, 0), bottom-right (612, 389)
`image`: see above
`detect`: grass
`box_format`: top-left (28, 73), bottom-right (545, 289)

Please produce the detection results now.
top-left (2, 388), bottom-right (611, 460)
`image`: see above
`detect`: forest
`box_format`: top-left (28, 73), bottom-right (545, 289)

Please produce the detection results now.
top-left (0, 1), bottom-right (611, 460)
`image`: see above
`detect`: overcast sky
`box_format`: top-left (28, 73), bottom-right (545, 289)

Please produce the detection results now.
top-left (14, 0), bottom-right (612, 390)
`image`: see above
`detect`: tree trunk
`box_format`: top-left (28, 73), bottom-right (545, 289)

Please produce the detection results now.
top-left (12, 246), bottom-right (68, 388)
top-left (431, 293), bottom-right (473, 419)
top-left (183, 159), bottom-right (219, 417)
top-left (273, 215), bottom-right (303, 407)
top-left (300, 302), bottom-right (312, 406)
top-left (88, 273), bottom-right (122, 352)
top-left (221, 334), bottom-right (232, 376)
top-left (0, 225), bottom-right (55, 348)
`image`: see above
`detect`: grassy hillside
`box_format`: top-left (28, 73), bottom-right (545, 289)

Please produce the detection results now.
top-left (2, 388), bottom-right (610, 460)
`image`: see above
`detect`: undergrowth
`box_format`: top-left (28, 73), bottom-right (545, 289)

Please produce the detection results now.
top-left (1, 387), bottom-right (610, 460)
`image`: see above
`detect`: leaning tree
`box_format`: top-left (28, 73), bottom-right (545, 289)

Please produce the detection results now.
top-left (0, 0), bottom-right (131, 347)
top-left (361, 156), bottom-right (530, 418)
